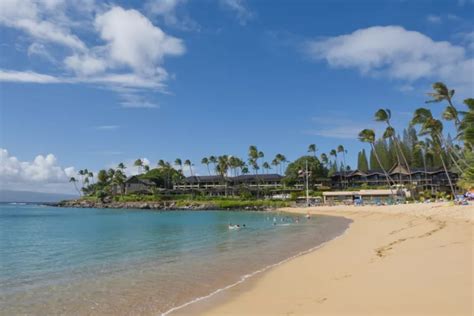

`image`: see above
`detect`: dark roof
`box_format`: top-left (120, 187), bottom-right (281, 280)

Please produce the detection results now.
top-left (233, 174), bottom-right (283, 182)
top-left (183, 175), bottom-right (225, 184)
top-left (125, 176), bottom-right (156, 185)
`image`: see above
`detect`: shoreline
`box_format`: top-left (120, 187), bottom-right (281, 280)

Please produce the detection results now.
top-left (174, 202), bottom-right (473, 316)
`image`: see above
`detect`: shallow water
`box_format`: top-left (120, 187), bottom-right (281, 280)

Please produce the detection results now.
top-left (0, 204), bottom-right (351, 315)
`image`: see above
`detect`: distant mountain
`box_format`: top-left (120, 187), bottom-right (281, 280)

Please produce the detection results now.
top-left (0, 190), bottom-right (78, 203)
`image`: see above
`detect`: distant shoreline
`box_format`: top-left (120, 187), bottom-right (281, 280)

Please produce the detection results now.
top-left (52, 199), bottom-right (289, 211)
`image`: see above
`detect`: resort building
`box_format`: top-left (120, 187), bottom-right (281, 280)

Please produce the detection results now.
top-left (330, 164), bottom-right (458, 193)
top-left (115, 176), bottom-right (158, 195)
top-left (323, 189), bottom-right (407, 205)
top-left (173, 174), bottom-right (285, 195)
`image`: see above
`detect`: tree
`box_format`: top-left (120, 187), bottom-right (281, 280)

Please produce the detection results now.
top-left (201, 157), bottom-right (211, 175)
top-left (143, 165), bottom-right (150, 173)
top-left (271, 158), bottom-right (280, 175)
top-left (357, 149), bottom-right (369, 172)
top-left (184, 159), bottom-right (193, 176)
top-left (174, 158), bottom-right (182, 171)
top-left (308, 144), bottom-right (317, 157)
top-left (134, 159), bottom-right (143, 174)
top-left (97, 169), bottom-right (108, 184)
top-left (284, 155), bottom-right (326, 187)
top-left (69, 177), bottom-right (81, 196)
top-left (411, 108), bottom-right (456, 197)
top-left (426, 82), bottom-right (461, 127)
top-left (262, 162), bottom-right (271, 174)
top-left (375, 108), bottom-right (413, 185)
top-left (358, 129), bottom-right (393, 189)
top-left (209, 156), bottom-right (217, 175)
top-left (337, 145), bottom-right (347, 187)
top-left (460, 98), bottom-right (474, 150)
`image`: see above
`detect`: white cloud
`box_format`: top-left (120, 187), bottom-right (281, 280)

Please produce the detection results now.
top-left (0, 3), bottom-right (186, 105)
top-left (0, 148), bottom-right (77, 193)
top-left (27, 42), bottom-right (55, 62)
top-left (304, 117), bottom-right (381, 140)
top-left (220, 0), bottom-right (254, 25)
top-left (145, 0), bottom-right (199, 31)
top-left (0, 0), bottom-right (86, 50)
top-left (306, 26), bottom-right (473, 91)
top-left (0, 70), bottom-right (62, 83)
top-left (94, 6), bottom-right (185, 74)
top-left (426, 14), bottom-right (442, 24)
top-left (95, 125), bottom-right (119, 130)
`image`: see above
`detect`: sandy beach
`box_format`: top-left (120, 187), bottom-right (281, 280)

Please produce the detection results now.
top-left (175, 202), bottom-right (473, 316)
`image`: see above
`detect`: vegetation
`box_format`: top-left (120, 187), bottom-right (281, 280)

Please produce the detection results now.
top-left (70, 81), bottom-right (472, 205)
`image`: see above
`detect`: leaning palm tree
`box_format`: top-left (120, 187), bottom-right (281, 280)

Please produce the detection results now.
top-left (459, 98), bottom-right (474, 151)
top-left (308, 144), bottom-right (317, 158)
top-left (201, 157), bottom-right (211, 175)
top-left (143, 165), bottom-right (150, 173)
top-left (375, 108), bottom-right (413, 186)
top-left (69, 177), bottom-right (81, 196)
top-left (134, 159), bottom-right (143, 174)
top-left (426, 82), bottom-right (461, 127)
top-left (174, 158), bottom-right (183, 171)
top-left (358, 129), bottom-right (394, 190)
top-left (411, 108), bottom-right (456, 197)
top-left (184, 159), bottom-right (194, 176)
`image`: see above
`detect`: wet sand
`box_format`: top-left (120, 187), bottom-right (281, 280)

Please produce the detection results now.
top-left (175, 202), bottom-right (473, 316)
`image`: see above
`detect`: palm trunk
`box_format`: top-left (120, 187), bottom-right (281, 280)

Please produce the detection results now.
top-left (439, 153), bottom-right (456, 199)
top-left (371, 143), bottom-right (394, 195)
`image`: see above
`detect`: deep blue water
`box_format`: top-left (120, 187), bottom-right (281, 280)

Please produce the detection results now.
top-left (0, 204), bottom-right (351, 315)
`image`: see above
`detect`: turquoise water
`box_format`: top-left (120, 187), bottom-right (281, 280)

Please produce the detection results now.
top-left (0, 204), bottom-right (351, 315)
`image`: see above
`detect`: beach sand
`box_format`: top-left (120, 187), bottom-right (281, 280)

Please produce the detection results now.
top-left (175, 202), bottom-right (473, 316)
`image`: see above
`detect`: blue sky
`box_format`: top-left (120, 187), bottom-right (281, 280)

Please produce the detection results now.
top-left (0, 0), bottom-right (473, 193)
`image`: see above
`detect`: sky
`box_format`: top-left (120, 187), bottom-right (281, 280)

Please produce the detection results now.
top-left (0, 0), bottom-right (473, 193)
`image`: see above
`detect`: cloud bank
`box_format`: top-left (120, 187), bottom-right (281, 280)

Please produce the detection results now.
top-left (306, 26), bottom-right (473, 91)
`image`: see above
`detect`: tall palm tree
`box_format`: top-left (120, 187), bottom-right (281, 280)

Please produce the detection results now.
top-left (271, 158), bottom-right (280, 175)
top-left (216, 155), bottom-right (230, 196)
top-left (157, 160), bottom-right (166, 168)
top-left (69, 177), bottom-right (81, 196)
top-left (358, 129), bottom-right (394, 190)
top-left (174, 158), bottom-right (183, 171)
top-left (460, 98), bottom-right (474, 150)
top-left (279, 154), bottom-right (287, 174)
top-left (134, 159), bottom-right (143, 174)
top-left (308, 144), bottom-right (317, 158)
top-left (184, 159), bottom-right (194, 176)
top-left (411, 109), bottom-right (456, 197)
top-left (337, 145), bottom-right (347, 187)
top-left (320, 153), bottom-right (329, 168)
top-left (262, 162), bottom-right (271, 174)
top-left (117, 163), bottom-right (126, 172)
top-left (143, 165), bottom-right (150, 173)
top-left (375, 108), bottom-right (413, 186)
top-left (209, 156), bottom-right (217, 175)
top-left (426, 82), bottom-right (461, 127)
top-left (201, 157), bottom-right (211, 175)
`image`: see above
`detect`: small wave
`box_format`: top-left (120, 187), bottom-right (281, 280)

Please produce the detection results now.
top-left (160, 223), bottom-right (352, 316)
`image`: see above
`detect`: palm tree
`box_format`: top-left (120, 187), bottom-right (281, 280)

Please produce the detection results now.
top-left (262, 162), bottom-right (271, 174)
top-left (358, 129), bottom-right (393, 190)
top-left (460, 98), bottom-right (474, 150)
top-left (143, 165), bottom-right (150, 173)
top-left (201, 157), bottom-right (211, 175)
top-left (134, 159), bottom-right (143, 174)
top-left (426, 82), bottom-right (461, 127)
top-left (117, 162), bottom-right (126, 172)
top-left (415, 141), bottom-right (431, 191)
top-left (209, 156), bottom-right (217, 175)
top-left (69, 177), bottom-right (81, 196)
top-left (157, 159), bottom-right (166, 168)
top-left (113, 169), bottom-right (126, 196)
top-left (410, 109), bottom-right (456, 198)
top-left (375, 108), bottom-right (413, 186)
top-left (320, 153), bottom-right (329, 168)
top-left (174, 158), bottom-right (183, 171)
top-left (271, 158), bottom-right (280, 175)
top-left (184, 159), bottom-right (194, 176)
top-left (216, 155), bottom-right (230, 196)
top-left (337, 145), bottom-right (347, 188)
top-left (308, 144), bottom-right (317, 158)
top-left (279, 154), bottom-right (287, 174)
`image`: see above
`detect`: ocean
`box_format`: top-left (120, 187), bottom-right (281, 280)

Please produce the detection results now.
top-left (0, 203), bottom-right (351, 315)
